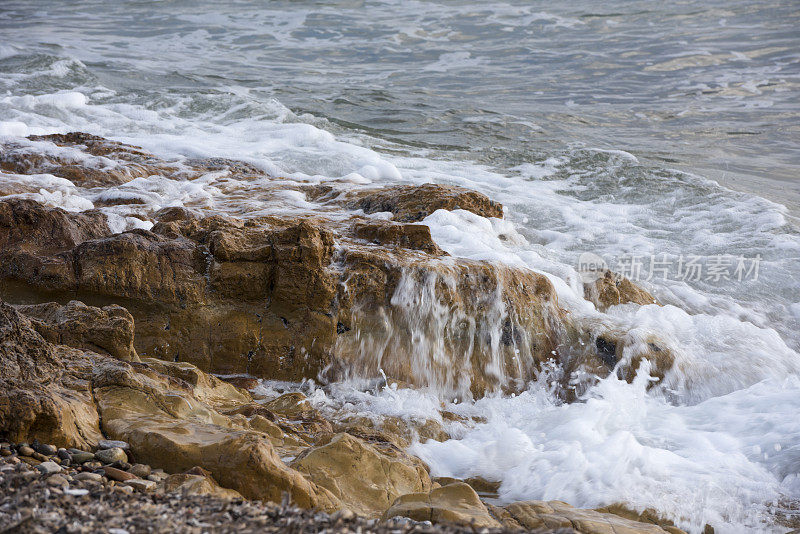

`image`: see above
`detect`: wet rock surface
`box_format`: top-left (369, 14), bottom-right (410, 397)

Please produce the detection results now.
top-left (0, 133), bottom-right (682, 533)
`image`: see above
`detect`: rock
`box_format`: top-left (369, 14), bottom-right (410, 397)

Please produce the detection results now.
top-left (0, 302), bottom-right (104, 449)
top-left (91, 356), bottom-right (339, 510)
top-left (36, 461), bottom-right (62, 475)
top-left (16, 301), bottom-right (138, 362)
top-left (46, 474), bottom-right (69, 488)
top-left (124, 479), bottom-right (157, 492)
top-left (95, 447), bottom-right (128, 464)
top-left (500, 500), bottom-right (678, 533)
top-left (345, 183), bottom-right (504, 222)
top-left (128, 463), bottom-right (151, 478)
top-left (32, 442), bottom-right (57, 456)
top-left (70, 451), bottom-right (95, 463)
top-left (101, 466), bottom-right (137, 482)
top-left (1, 132), bottom-right (185, 188)
top-left (98, 439), bottom-right (130, 451)
top-left (0, 168), bottom-right (568, 397)
top-left (18, 445), bottom-right (34, 457)
top-left (584, 270), bottom-right (657, 311)
top-left (291, 432), bottom-right (432, 517)
top-left (595, 503), bottom-right (688, 534)
top-left (74, 472), bottom-right (103, 482)
top-left (56, 448), bottom-right (71, 462)
top-left (381, 482), bottom-right (501, 528)
top-left (163, 473), bottom-right (243, 499)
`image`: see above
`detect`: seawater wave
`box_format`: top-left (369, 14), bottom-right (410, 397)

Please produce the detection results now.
top-left (2, 1), bottom-right (800, 531)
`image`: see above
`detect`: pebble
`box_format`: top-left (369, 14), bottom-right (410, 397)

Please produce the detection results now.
top-left (98, 440), bottom-right (130, 451)
top-left (113, 485), bottom-right (134, 494)
top-left (65, 488), bottom-right (90, 496)
top-left (70, 451), bottom-right (95, 463)
top-left (57, 449), bottom-right (72, 462)
top-left (129, 463), bottom-right (151, 478)
top-left (0, 449), bottom-right (11, 457)
top-left (74, 472), bottom-right (103, 482)
top-left (46, 474), bottom-right (69, 488)
top-left (33, 442), bottom-right (57, 456)
top-left (36, 461), bottom-right (62, 475)
top-left (95, 447), bottom-right (128, 464)
top-left (125, 479), bottom-right (157, 492)
top-left (18, 445), bottom-right (35, 457)
top-left (32, 452), bottom-right (49, 462)
top-left (102, 466), bottom-right (137, 482)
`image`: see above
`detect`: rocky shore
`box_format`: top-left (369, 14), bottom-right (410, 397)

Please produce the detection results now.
top-left (0, 133), bottom-right (685, 533)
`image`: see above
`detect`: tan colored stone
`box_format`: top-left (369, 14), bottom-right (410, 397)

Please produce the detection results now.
top-left (503, 500), bottom-right (679, 534)
top-left (163, 472), bottom-right (243, 499)
top-left (381, 482), bottom-right (501, 528)
top-left (92, 360), bottom-right (338, 510)
top-left (291, 432), bottom-right (432, 517)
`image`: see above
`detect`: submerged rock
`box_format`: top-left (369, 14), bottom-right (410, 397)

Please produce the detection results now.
top-left (584, 269), bottom-right (658, 311)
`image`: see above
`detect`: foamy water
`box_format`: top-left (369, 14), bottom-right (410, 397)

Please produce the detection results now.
top-left (2, 1), bottom-right (800, 532)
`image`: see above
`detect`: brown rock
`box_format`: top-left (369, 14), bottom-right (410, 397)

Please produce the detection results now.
top-left (15, 300), bottom-right (138, 361)
top-left (291, 432), bottom-right (432, 517)
top-left (584, 270), bottom-right (657, 311)
top-left (102, 466), bottom-right (137, 482)
top-left (346, 183), bottom-right (504, 222)
top-left (381, 482), bottom-right (501, 528)
top-left (0, 301), bottom-right (104, 449)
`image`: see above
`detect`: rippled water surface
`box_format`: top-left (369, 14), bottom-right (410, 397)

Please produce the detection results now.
top-left (2, 1), bottom-right (800, 532)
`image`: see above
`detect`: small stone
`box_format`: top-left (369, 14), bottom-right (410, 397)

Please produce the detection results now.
top-left (75, 472), bottom-right (103, 482)
top-left (32, 452), bottom-right (49, 462)
top-left (46, 474), bottom-right (69, 488)
top-left (113, 484), bottom-right (134, 494)
top-left (65, 488), bottom-right (89, 496)
top-left (125, 479), bottom-right (157, 492)
top-left (84, 461), bottom-right (102, 470)
top-left (71, 451), bottom-right (95, 464)
top-left (18, 445), bottom-right (34, 457)
top-left (32, 442), bottom-right (57, 456)
top-left (95, 447), bottom-right (128, 464)
top-left (36, 461), bottom-right (62, 475)
top-left (0, 449), bottom-right (11, 457)
top-left (19, 457), bottom-right (41, 467)
top-left (102, 466), bottom-right (137, 482)
top-left (129, 464), bottom-right (151, 478)
top-left (57, 449), bottom-right (72, 462)
top-left (98, 440), bottom-right (130, 451)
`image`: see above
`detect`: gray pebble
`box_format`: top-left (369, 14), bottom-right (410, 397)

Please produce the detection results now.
top-left (36, 461), bottom-right (62, 475)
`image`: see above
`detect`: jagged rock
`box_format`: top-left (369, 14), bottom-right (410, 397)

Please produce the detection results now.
top-left (584, 270), bottom-right (657, 311)
top-left (381, 482), bottom-right (501, 528)
top-left (15, 300), bottom-right (138, 361)
top-left (290, 432), bottom-right (432, 517)
top-left (0, 301), bottom-right (104, 449)
top-left (0, 135), bottom-right (570, 397)
top-left (498, 500), bottom-right (682, 534)
top-left (0, 133), bottom-right (186, 188)
top-left (595, 503), bottom-right (687, 534)
top-left (345, 183), bottom-right (504, 222)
